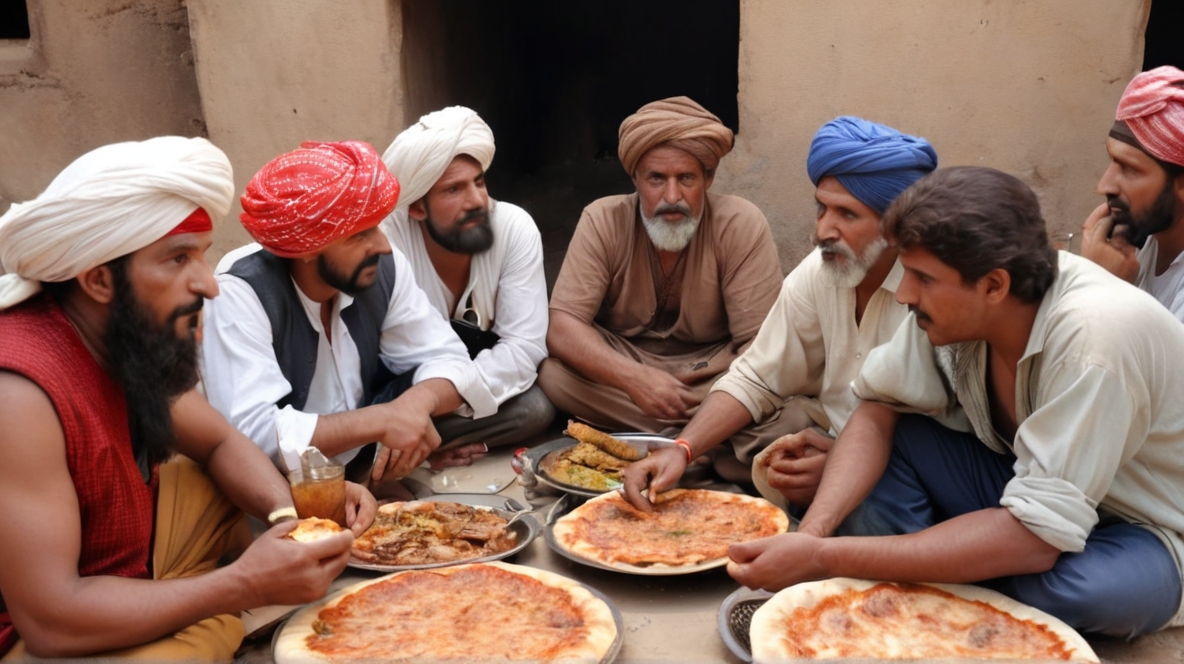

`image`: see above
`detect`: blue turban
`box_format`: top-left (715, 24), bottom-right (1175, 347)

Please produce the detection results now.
top-left (806, 116), bottom-right (938, 214)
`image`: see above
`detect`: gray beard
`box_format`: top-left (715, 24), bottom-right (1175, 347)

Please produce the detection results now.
top-left (642, 210), bottom-right (701, 252)
top-left (817, 236), bottom-right (888, 288)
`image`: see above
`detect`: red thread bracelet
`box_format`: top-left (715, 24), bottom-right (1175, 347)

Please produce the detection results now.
top-left (674, 438), bottom-right (694, 463)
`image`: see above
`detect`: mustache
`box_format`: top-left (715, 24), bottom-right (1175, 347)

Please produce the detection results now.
top-left (814, 238), bottom-right (857, 260)
top-left (908, 305), bottom-right (932, 323)
top-left (358, 253), bottom-right (382, 270)
top-left (1107, 195), bottom-right (1130, 215)
top-left (654, 203), bottom-right (693, 218)
top-left (459, 208), bottom-right (489, 225)
top-left (167, 297), bottom-right (205, 327)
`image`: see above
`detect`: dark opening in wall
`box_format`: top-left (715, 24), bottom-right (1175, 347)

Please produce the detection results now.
top-left (1143, 0), bottom-right (1184, 71)
top-left (0, 0), bottom-right (30, 40)
top-left (401, 0), bottom-right (740, 284)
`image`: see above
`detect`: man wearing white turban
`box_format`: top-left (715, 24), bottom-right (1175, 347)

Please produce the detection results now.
top-left (0, 137), bottom-right (375, 659)
top-left (380, 106), bottom-right (554, 462)
top-left (539, 96), bottom-right (784, 480)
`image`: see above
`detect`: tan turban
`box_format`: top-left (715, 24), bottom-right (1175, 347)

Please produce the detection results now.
top-left (617, 96), bottom-right (734, 177)
top-left (240, 141), bottom-right (400, 258)
top-left (0, 136), bottom-right (234, 311)
top-left (382, 106), bottom-right (495, 209)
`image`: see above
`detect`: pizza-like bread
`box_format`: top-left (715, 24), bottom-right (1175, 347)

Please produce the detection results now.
top-left (352, 500), bottom-right (517, 567)
top-left (273, 561), bottom-right (618, 663)
top-left (285, 517), bottom-right (344, 543)
top-left (552, 488), bottom-right (788, 570)
top-left (749, 578), bottom-right (1099, 662)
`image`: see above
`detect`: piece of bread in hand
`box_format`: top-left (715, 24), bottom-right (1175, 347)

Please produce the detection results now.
top-left (284, 517), bottom-right (344, 543)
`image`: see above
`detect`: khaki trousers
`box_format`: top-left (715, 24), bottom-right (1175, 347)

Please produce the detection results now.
top-left (5, 457), bottom-right (247, 661)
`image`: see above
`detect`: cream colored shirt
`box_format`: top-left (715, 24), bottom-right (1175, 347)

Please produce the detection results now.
top-left (382, 200), bottom-right (549, 407)
top-left (1135, 236), bottom-right (1184, 323)
top-left (711, 250), bottom-right (908, 435)
top-left (855, 252), bottom-right (1184, 626)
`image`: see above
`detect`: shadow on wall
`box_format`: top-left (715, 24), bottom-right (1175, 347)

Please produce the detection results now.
top-left (400, 0), bottom-right (739, 290)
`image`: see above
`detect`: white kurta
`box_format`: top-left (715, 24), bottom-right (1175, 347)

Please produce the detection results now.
top-left (710, 250), bottom-right (909, 436)
top-left (1135, 236), bottom-right (1184, 322)
top-left (202, 243), bottom-right (496, 472)
top-left (381, 200), bottom-right (549, 407)
top-left (854, 252), bottom-right (1184, 626)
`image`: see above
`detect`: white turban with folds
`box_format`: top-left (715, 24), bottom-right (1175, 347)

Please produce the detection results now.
top-left (0, 136), bottom-right (234, 310)
top-left (382, 106), bottom-right (495, 209)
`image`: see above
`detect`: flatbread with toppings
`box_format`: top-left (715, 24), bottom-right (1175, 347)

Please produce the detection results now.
top-left (749, 578), bottom-right (1099, 661)
top-left (284, 517), bottom-right (344, 543)
top-left (273, 562), bottom-right (619, 663)
top-left (351, 501), bottom-right (517, 567)
top-left (552, 488), bottom-right (788, 571)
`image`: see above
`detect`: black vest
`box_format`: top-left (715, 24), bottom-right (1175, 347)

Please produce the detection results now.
top-left (226, 250), bottom-right (397, 410)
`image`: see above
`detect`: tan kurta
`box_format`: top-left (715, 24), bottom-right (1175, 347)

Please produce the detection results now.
top-left (541, 191), bottom-right (790, 458)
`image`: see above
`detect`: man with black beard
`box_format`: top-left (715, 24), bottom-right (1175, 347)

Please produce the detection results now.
top-left (203, 141), bottom-right (496, 488)
top-left (1081, 65), bottom-right (1184, 322)
top-left (0, 137), bottom-right (374, 659)
top-left (380, 107), bottom-right (553, 464)
top-left (624, 117), bottom-right (938, 512)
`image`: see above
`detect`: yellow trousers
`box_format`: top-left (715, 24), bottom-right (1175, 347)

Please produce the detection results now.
top-left (5, 457), bottom-right (248, 661)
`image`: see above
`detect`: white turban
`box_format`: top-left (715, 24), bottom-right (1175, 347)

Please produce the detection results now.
top-left (0, 136), bottom-right (234, 310)
top-left (382, 106), bottom-right (495, 209)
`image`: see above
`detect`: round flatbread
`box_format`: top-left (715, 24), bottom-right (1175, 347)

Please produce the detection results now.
top-left (274, 561), bottom-right (618, 663)
top-left (750, 577), bottom-right (1099, 662)
top-left (552, 488), bottom-right (788, 572)
top-left (284, 517), bottom-right (344, 543)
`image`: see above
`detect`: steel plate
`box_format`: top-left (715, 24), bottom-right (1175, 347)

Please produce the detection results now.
top-left (523, 432), bottom-right (674, 498)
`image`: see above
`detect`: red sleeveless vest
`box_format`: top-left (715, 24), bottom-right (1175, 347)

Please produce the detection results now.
top-left (0, 294), bottom-right (156, 653)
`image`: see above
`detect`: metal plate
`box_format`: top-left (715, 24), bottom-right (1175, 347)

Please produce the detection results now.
top-left (542, 495), bottom-right (731, 576)
top-left (717, 586), bottom-right (773, 663)
top-left (272, 563), bottom-right (624, 664)
top-left (347, 494), bottom-right (540, 572)
top-left (523, 432), bottom-right (675, 498)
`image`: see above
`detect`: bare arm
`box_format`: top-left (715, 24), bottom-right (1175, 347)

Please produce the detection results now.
top-left (0, 372), bottom-right (352, 657)
top-left (621, 391), bottom-right (753, 510)
top-left (547, 309), bottom-right (699, 419)
top-left (728, 508), bottom-right (1060, 591)
top-left (366, 377), bottom-right (463, 481)
top-left (797, 401), bottom-right (899, 537)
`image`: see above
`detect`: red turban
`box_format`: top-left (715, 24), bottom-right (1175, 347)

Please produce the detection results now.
top-left (240, 141), bottom-right (400, 257)
top-left (1115, 66), bottom-right (1184, 168)
top-left (617, 96), bottom-right (734, 177)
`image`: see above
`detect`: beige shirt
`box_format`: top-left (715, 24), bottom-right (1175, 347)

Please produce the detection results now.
top-left (855, 252), bottom-right (1184, 626)
top-left (550, 192), bottom-right (782, 357)
top-left (712, 250), bottom-right (909, 434)
top-left (1135, 237), bottom-right (1184, 323)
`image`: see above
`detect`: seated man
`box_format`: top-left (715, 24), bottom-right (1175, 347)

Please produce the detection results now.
top-left (729, 167), bottom-right (1184, 638)
top-left (0, 137), bottom-right (373, 659)
top-left (381, 106), bottom-right (554, 457)
top-left (1081, 65), bottom-right (1184, 321)
top-left (202, 141), bottom-right (496, 486)
top-left (623, 117), bottom-right (937, 511)
top-left (539, 96), bottom-right (786, 471)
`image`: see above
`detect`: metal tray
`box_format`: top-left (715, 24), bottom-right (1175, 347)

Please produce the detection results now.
top-left (272, 564), bottom-right (624, 664)
top-left (717, 586), bottom-right (774, 663)
top-left (347, 493), bottom-right (540, 572)
top-left (521, 432), bottom-right (675, 498)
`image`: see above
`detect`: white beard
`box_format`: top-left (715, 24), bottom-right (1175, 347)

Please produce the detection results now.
top-left (817, 236), bottom-right (888, 288)
top-left (642, 211), bottom-right (701, 252)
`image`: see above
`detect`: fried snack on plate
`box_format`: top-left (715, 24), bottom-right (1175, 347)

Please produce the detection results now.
top-left (564, 421), bottom-right (646, 461)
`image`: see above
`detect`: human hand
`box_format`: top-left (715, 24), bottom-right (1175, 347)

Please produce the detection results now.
top-left (1080, 202), bottom-right (1139, 282)
top-left (236, 521), bottom-right (352, 607)
top-left (761, 429), bottom-right (833, 508)
top-left (428, 442), bottom-right (489, 470)
top-left (343, 481), bottom-right (377, 536)
top-left (371, 395), bottom-right (442, 482)
top-left (624, 365), bottom-right (701, 420)
top-left (727, 532), bottom-right (826, 591)
top-left (621, 445), bottom-right (688, 512)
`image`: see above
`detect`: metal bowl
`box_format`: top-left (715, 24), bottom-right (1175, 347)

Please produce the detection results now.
top-left (520, 432), bottom-right (674, 498)
top-left (717, 586), bottom-right (774, 663)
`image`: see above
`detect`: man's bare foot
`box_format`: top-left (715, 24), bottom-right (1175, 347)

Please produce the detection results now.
top-left (428, 442), bottom-right (489, 470)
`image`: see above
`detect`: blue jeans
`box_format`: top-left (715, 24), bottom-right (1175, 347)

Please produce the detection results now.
top-left (840, 414), bottom-right (1181, 638)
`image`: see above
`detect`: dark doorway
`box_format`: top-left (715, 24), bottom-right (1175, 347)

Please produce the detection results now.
top-left (1143, 0), bottom-right (1184, 71)
top-left (0, 0), bottom-right (30, 40)
top-left (401, 0), bottom-right (741, 286)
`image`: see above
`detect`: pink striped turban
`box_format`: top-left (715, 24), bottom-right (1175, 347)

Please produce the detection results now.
top-left (1115, 66), bottom-right (1184, 168)
top-left (240, 141), bottom-right (400, 257)
top-left (618, 96), bottom-right (734, 177)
